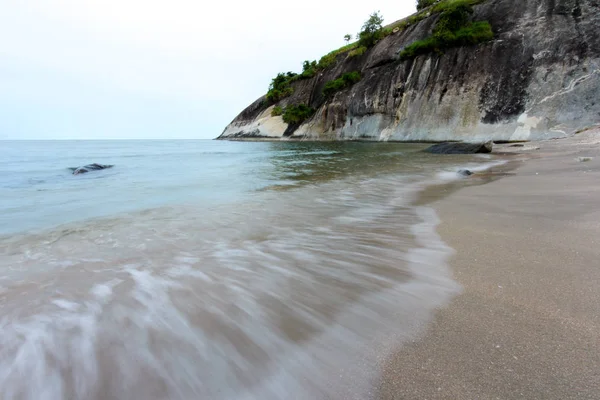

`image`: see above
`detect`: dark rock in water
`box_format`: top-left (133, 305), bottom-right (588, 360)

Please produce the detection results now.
top-left (69, 163), bottom-right (114, 175)
top-left (458, 169), bottom-right (474, 176)
top-left (509, 143), bottom-right (525, 147)
top-left (424, 141), bottom-right (493, 154)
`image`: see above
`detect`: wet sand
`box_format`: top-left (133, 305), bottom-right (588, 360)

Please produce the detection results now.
top-left (378, 128), bottom-right (600, 399)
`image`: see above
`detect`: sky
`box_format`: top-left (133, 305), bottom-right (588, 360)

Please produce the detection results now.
top-left (0, 0), bottom-right (415, 140)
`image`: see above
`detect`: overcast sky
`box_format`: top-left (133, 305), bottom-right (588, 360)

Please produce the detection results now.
top-left (0, 0), bottom-right (415, 140)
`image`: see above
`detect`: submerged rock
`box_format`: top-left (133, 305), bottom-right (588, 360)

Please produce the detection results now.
top-left (69, 163), bottom-right (114, 175)
top-left (577, 157), bottom-right (593, 162)
top-left (424, 141), bottom-right (493, 155)
top-left (458, 169), bottom-right (474, 176)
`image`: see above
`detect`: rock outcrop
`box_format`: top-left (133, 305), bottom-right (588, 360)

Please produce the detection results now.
top-left (424, 141), bottom-right (493, 154)
top-left (69, 164), bottom-right (114, 175)
top-left (218, 0), bottom-right (600, 142)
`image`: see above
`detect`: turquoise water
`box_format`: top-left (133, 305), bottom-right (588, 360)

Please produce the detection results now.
top-left (1, 140), bottom-right (434, 234)
top-left (1, 140), bottom-right (289, 234)
top-left (0, 140), bottom-right (500, 399)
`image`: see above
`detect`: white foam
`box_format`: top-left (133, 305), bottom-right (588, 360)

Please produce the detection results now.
top-left (173, 256), bottom-right (200, 264)
top-left (90, 279), bottom-right (122, 301)
top-left (166, 265), bottom-right (212, 281)
top-left (51, 299), bottom-right (80, 311)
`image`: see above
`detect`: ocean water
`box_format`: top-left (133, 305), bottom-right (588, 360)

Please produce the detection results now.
top-left (0, 140), bottom-right (500, 399)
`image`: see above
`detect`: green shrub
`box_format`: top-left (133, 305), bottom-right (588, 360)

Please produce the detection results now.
top-left (431, 0), bottom-right (485, 13)
top-left (348, 46), bottom-right (368, 57)
top-left (453, 20), bottom-right (493, 44)
top-left (400, 20), bottom-right (492, 59)
top-left (316, 42), bottom-right (360, 69)
top-left (282, 104), bottom-right (315, 124)
top-left (298, 0), bottom-right (485, 84)
top-left (312, 13), bottom-right (386, 69)
top-left (383, 18), bottom-right (417, 38)
top-left (322, 71), bottom-right (362, 98)
top-left (400, 2), bottom-right (492, 60)
top-left (417, 0), bottom-right (438, 10)
top-left (300, 60), bottom-right (318, 79)
top-left (266, 72), bottom-right (297, 102)
top-left (317, 53), bottom-right (338, 69)
top-left (266, 87), bottom-right (293, 103)
top-left (264, 0), bottom-right (488, 100)
top-left (322, 80), bottom-right (346, 98)
top-left (271, 105), bottom-right (283, 116)
top-left (399, 37), bottom-right (440, 59)
top-left (266, 45), bottom-right (358, 100)
top-left (433, 3), bottom-right (472, 34)
top-left (307, 11), bottom-right (387, 73)
top-left (343, 71), bottom-right (362, 83)
top-left (357, 11), bottom-right (384, 48)
top-left (266, 60), bottom-right (323, 102)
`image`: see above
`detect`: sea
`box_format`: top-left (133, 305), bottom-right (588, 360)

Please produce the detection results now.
top-left (0, 139), bottom-right (503, 399)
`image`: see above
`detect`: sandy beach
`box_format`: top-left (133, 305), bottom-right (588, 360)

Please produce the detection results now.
top-left (378, 128), bottom-right (600, 399)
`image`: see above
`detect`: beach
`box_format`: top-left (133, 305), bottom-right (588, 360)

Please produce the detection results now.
top-left (378, 128), bottom-right (600, 399)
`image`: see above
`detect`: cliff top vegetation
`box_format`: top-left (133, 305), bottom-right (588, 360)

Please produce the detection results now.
top-left (265, 0), bottom-right (491, 105)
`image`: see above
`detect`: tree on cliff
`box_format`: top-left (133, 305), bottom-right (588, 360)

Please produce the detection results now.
top-left (344, 34), bottom-right (352, 43)
top-left (357, 11), bottom-right (384, 48)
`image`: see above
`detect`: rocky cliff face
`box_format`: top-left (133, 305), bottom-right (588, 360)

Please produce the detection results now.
top-left (218, 0), bottom-right (600, 141)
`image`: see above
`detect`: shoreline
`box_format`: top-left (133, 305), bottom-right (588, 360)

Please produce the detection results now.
top-left (377, 128), bottom-right (600, 399)
top-left (215, 136), bottom-right (535, 144)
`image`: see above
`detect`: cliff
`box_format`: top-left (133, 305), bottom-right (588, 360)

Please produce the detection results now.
top-left (218, 0), bottom-right (600, 142)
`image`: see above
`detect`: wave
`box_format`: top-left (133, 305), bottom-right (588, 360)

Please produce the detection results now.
top-left (0, 166), bottom-right (474, 399)
top-left (0, 153), bottom-right (506, 399)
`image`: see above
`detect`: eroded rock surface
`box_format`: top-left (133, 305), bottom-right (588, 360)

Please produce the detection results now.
top-left (219, 0), bottom-right (600, 142)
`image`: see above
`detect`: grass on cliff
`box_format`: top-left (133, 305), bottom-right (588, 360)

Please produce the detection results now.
top-left (400, 1), bottom-right (493, 60)
top-left (282, 104), bottom-right (315, 124)
top-left (317, 43), bottom-right (358, 69)
top-left (314, 0), bottom-right (488, 63)
top-left (266, 72), bottom-right (297, 103)
top-left (420, 0), bottom-right (486, 11)
top-left (271, 105), bottom-right (284, 116)
top-left (265, 0), bottom-right (490, 103)
top-left (400, 21), bottom-right (493, 59)
top-left (265, 50), bottom-right (356, 102)
top-left (265, 13), bottom-right (381, 102)
top-left (348, 45), bottom-right (368, 57)
top-left (322, 71), bottom-right (362, 98)
top-left (271, 103), bottom-right (314, 124)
